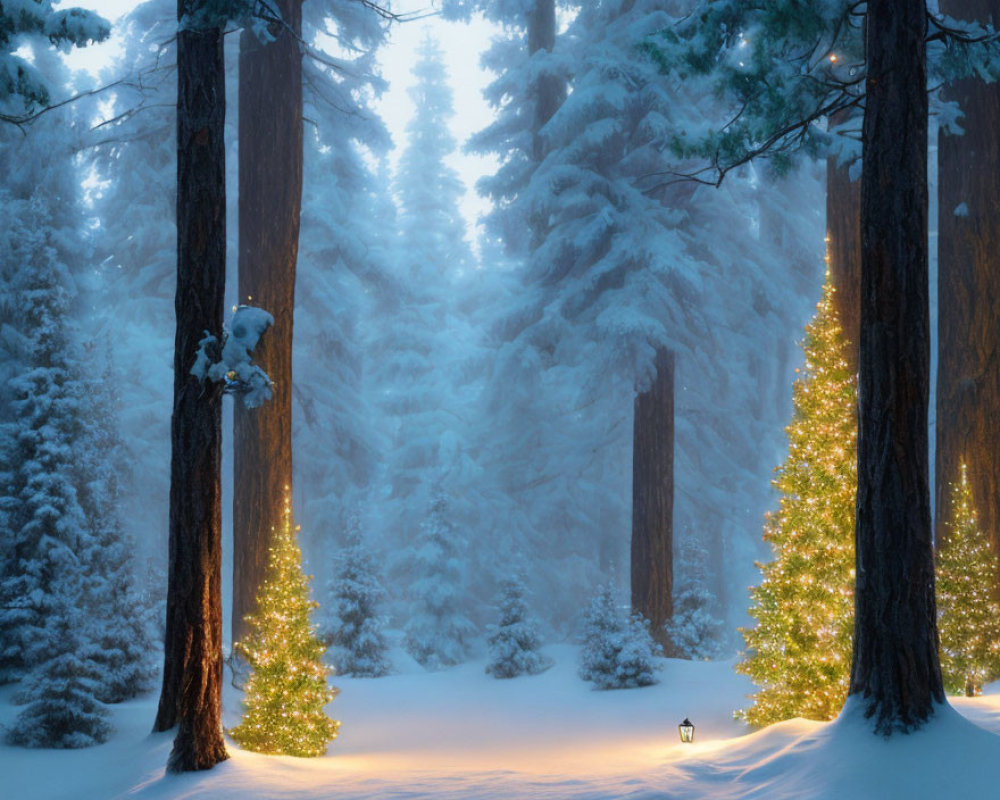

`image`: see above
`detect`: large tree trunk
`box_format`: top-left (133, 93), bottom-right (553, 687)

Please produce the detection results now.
top-left (153, 1), bottom-right (228, 772)
top-left (849, 0), bottom-right (944, 734)
top-left (631, 349), bottom-right (674, 652)
top-left (826, 111), bottom-right (862, 372)
top-left (232, 0), bottom-right (303, 647)
top-left (935, 0), bottom-right (1000, 580)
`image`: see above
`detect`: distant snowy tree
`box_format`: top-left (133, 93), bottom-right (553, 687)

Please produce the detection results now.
top-left (486, 574), bottom-right (551, 678)
top-left (441, 0), bottom-right (571, 253)
top-left (327, 515), bottom-right (391, 678)
top-left (667, 538), bottom-right (727, 660)
top-left (579, 584), bottom-right (661, 689)
top-left (293, 0), bottom-right (392, 542)
top-left (76, 354), bottom-right (156, 702)
top-left (6, 605), bottom-right (111, 749)
top-left (405, 494), bottom-right (476, 669)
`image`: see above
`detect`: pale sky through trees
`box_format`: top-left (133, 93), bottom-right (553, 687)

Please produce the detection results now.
top-left (59, 0), bottom-right (500, 240)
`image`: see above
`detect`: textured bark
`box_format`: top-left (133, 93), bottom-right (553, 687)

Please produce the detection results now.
top-left (232, 0), bottom-right (303, 647)
top-left (826, 110), bottom-right (862, 372)
top-left (153, 3), bottom-right (228, 772)
top-left (631, 349), bottom-right (674, 651)
top-left (849, 0), bottom-right (944, 733)
top-left (935, 0), bottom-right (1000, 583)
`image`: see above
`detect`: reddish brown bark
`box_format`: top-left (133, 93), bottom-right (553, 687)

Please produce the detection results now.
top-left (153, 0), bottom-right (228, 772)
top-left (848, 0), bottom-right (944, 733)
top-left (935, 0), bottom-right (1000, 580)
top-left (631, 349), bottom-right (674, 652)
top-left (826, 110), bottom-right (862, 372)
top-left (232, 0), bottom-right (303, 647)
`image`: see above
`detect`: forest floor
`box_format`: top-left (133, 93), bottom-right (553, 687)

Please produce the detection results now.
top-left (3, 643), bottom-right (1000, 800)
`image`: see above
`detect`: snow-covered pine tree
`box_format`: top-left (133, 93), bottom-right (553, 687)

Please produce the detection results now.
top-left (6, 603), bottom-right (112, 748)
top-left (293, 0), bottom-right (392, 541)
top-left (937, 463), bottom-right (1000, 696)
top-left (486, 573), bottom-right (551, 678)
top-left (0, 0), bottom-right (109, 115)
top-left (0, 194), bottom-right (89, 685)
top-left (578, 584), bottom-right (661, 689)
top-left (327, 515), bottom-right (391, 678)
top-left (405, 494), bottom-right (476, 669)
top-left (76, 352), bottom-right (157, 702)
top-left (667, 539), bottom-right (727, 660)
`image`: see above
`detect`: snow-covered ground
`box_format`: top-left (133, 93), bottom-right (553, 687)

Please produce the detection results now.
top-left (3, 643), bottom-right (1000, 800)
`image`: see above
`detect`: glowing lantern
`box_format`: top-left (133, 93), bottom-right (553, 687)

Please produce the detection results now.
top-left (678, 718), bottom-right (695, 743)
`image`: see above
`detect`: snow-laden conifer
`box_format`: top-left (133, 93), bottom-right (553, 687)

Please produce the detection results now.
top-left (486, 574), bottom-right (552, 678)
top-left (6, 605), bottom-right (112, 749)
top-left (405, 494), bottom-right (476, 669)
top-left (327, 516), bottom-right (391, 678)
top-left (578, 585), bottom-right (661, 689)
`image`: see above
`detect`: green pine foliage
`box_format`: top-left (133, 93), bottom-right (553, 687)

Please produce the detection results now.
top-left (736, 270), bottom-right (856, 725)
top-left (937, 464), bottom-right (1000, 697)
top-left (579, 584), bottom-right (661, 690)
top-left (231, 494), bottom-right (339, 757)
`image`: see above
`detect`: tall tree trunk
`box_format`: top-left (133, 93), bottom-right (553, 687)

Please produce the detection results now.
top-left (849, 0), bottom-right (944, 734)
top-left (631, 349), bottom-right (674, 652)
top-left (153, 1), bottom-right (228, 772)
top-left (935, 0), bottom-right (1000, 580)
top-left (232, 0), bottom-right (303, 647)
top-left (527, 0), bottom-right (564, 163)
top-left (826, 111), bottom-right (862, 372)
top-left (526, 0), bottom-right (565, 250)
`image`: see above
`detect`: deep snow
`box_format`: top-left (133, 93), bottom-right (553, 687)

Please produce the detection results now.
top-left (3, 643), bottom-right (999, 800)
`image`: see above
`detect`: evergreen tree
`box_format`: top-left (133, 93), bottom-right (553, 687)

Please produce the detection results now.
top-left (667, 539), bottom-right (727, 660)
top-left (486, 573), bottom-right (551, 678)
top-left (6, 605), bottom-right (112, 749)
top-left (231, 492), bottom-right (339, 756)
top-left (937, 463), bottom-right (1000, 697)
top-left (0, 0), bottom-right (109, 116)
top-left (0, 201), bottom-right (89, 684)
top-left (578, 584), bottom-right (661, 689)
top-left (77, 355), bottom-right (156, 703)
top-left (327, 516), bottom-right (391, 678)
top-left (405, 494), bottom-right (476, 669)
top-left (737, 269), bottom-right (856, 726)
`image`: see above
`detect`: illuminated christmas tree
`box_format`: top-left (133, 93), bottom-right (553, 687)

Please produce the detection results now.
top-left (737, 265), bottom-right (857, 726)
top-left (230, 491), bottom-right (339, 756)
top-left (937, 463), bottom-right (1000, 697)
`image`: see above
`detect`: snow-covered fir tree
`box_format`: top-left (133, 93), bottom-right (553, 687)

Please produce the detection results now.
top-left (294, 0), bottom-right (393, 542)
top-left (405, 493), bottom-right (476, 669)
top-left (667, 539), bottom-right (728, 660)
top-left (486, 573), bottom-right (552, 678)
top-left (327, 514), bottom-right (391, 678)
top-left (5, 603), bottom-right (112, 749)
top-left (0, 193), bottom-right (89, 684)
top-left (76, 354), bottom-right (156, 702)
top-left (578, 584), bottom-right (661, 690)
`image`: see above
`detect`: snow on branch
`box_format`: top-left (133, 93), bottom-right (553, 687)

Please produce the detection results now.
top-left (191, 305), bottom-right (274, 408)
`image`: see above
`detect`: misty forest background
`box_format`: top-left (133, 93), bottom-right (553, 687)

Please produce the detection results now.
top-left (6, 0), bottom-right (936, 676)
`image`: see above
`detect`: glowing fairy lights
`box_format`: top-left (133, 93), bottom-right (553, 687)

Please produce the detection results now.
top-left (736, 257), bottom-right (857, 726)
top-left (230, 488), bottom-right (340, 756)
top-left (937, 464), bottom-right (1000, 697)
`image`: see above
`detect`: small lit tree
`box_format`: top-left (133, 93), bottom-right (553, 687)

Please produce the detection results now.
top-left (230, 490), bottom-right (339, 756)
top-left (737, 266), bottom-right (857, 725)
top-left (937, 463), bottom-right (1000, 697)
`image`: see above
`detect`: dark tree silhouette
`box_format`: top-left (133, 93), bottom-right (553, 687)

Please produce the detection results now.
top-left (848, 0), bottom-right (945, 734)
top-left (153, 0), bottom-right (229, 771)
